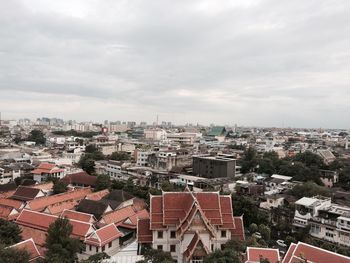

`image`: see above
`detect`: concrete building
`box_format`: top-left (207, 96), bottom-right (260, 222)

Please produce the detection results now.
top-left (293, 196), bottom-right (350, 247)
top-left (192, 154), bottom-right (236, 178)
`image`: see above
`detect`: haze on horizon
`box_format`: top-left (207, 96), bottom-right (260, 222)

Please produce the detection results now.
top-left (0, 0), bottom-right (349, 129)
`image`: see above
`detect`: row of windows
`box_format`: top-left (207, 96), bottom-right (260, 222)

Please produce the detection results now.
top-left (157, 244), bottom-right (176, 252)
top-left (87, 242), bottom-right (113, 253)
top-left (157, 230), bottom-right (227, 240)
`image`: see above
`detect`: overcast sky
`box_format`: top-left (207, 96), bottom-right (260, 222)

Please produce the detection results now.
top-left (0, 0), bottom-right (349, 128)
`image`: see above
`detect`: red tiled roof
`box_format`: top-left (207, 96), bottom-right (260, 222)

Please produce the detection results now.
top-left (150, 192), bottom-right (242, 238)
top-left (137, 218), bottom-right (153, 243)
top-left (0, 198), bottom-right (24, 210)
top-left (85, 223), bottom-right (123, 247)
top-left (31, 163), bottom-right (64, 175)
top-left (25, 188), bottom-right (92, 211)
top-left (29, 182), bottom-right (54, 191)
top-left (16, 209), bottom-right (95, 240)
top-left (20, 225), bottom-right (47, 247)
top-left (10, 238), bottom-right (42, 262)
top-left (85, 189), bottom-right (110, 201)
top-left (232, 216), bottom-right (245, 241)
top-left (282, 242), bottom-right (350, 263)
top-left (61, 209), bottom-right (95, 223)
top-left (0, 205), bottom-right (18, 220)
top-left (45, 200), bottom-right (78, 215)
top-left (61, 172), bottom-right (97, 186)
top-left (100, 205), bottom-right (149, 226)
top-left (246, 247), bottom-right (280, 263)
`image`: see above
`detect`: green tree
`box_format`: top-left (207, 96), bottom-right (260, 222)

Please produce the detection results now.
top-left (258, 224), bottom-right (271, 242)
top-left (53, 181), bottom-right (68, 194)
top-left (95, 174), bottom-right (110, 191)
top-left (78, 156), bottom-right (96, 175)
top-left (109, 151), bottom-right (130, 161)
top-left (293, 151), bottom-right (324, 168)
top-left (0, 219), bottom-right (22, 246)
top-left (249, 223), bottom-right (258, 234)
top-left (289, 181), bottom-right (331, 198)
top-left (204, 249), bottom-right (241, 263)
top-left (44, 218), bottom-right (84, 263)
top-left (27, 129), bottom-right (46, 145)
top-left (223, 239), bottom-right (246, 253)
top-left (241, 147), bottom-right (258, 173)
top-left (136, 248), bottom-right (173, 263)
top-left (0, 245), bottom-right (29, 263)
top-left (111, 180), bottom-right (126, 190)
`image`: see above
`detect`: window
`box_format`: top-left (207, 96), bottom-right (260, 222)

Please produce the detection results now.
top-left (170, 245), bottom-right (176, 252)
top-left (211, 244), bottom-right (214, 251)
top-left (170, 231), bottom-right (176, 239)
top-left (102, 245), bottom-right (105, 252)
top-left (221, 230), bottom-right (226, 238)
top-left (157, 245), bottom-right (163, 250)
top-left (89, 245), bottom-right (92, 251)
top-left (221, 244), bottom-right (225, 250)
top-left (157, 231), bottom-right (163, 239)
top-left (96, 247), bottom-right (99, 253)
top-left (108, 242), bottom-right (112, 248)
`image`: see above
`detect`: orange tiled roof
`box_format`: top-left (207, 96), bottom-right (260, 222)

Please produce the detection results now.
top-left (232, 216), bottom-right (245, 241)
top-left (85, 189), bottom-right (110, 201)
top-left (25, 188), bottom-right (92, 211)
top-left (100, 206), bottom-right (135, 224)
top-left (0, 198), bottom-right (24, 210)
top-left (61, 209), bottom-right (96, 223)
top-left (10, 238), bottom-right (42, 262)
top-left (29, 182), bottom-right (54, 191)
top-left (246, 247), bottom-right (280, 263)
top-left (85, 223), bottom-right (123, 247)
top-left (20, 225), bottom-right (47, 247)
top-left (0, 204), bottom-right (18, 220)
top-left (45, 200), bottom-right (79, 215)
top-left (183, 232), bottom-right (209, 260)
top-left (16, 209), bottom-right (95, 240)
top-left (282, 242), bottom-right (350, 263)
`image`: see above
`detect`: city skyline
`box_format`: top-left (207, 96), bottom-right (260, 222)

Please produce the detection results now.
top-left (1, 0), bottom-right (350, 128)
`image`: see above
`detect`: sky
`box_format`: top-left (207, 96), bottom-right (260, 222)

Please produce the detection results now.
top-left (0, 0), bottom-right (350, 128)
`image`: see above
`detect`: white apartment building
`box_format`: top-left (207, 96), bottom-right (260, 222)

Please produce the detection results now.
top-left (166, 133), bottom-right (201, 145)
top-left (144, 129), bottom-right (166, 141)
top-left (293, 196), bottom-right (350, 247)
top-left (106, 161), bottom-right (123, 179)
top-left (136, 151), bottom-right (153, 167)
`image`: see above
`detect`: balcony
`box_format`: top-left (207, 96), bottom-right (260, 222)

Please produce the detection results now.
top-left (310, 217), bottom-right (337, 227)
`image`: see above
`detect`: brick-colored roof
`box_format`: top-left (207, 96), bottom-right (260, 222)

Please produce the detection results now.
top-left (25, 188), bottom-right (92, 211)
top-left (85, 189), bottom-right (110, 201)
top-left (150, 192), bottom-right (241, 238)
top-left (10, 238), bottom-right (42, 262)
top-left (0, 198), bottom-right (24, 210)
top-left (282, 242), bottom-right (350, 263)
top-left (31, 163), bottom-right (64, 175)
top-left (61, 172), bottom-right (97, 187)
top-left (11, 186), bottom-right (42, 201)
top-left (45, 200), bottom-right (79, 215)
top-left (137, 218), bottom-right (153, 243)
top-left (85, 223), bottom-right (123, 247)
top-left (20, 225), bottom-right (47, 247)
top-left (246, 247), bottom-right (280, 263)
top-left (232, 216), bottom-right (245, 241)
top-left (16, 209), bottom-right (95, 240)
top-left (29, 182), bottom-right (54, 191)
top-left (61, 209), bottom-right (95, 223)
top-left (0, 204), bottom-right (18, 220)
top-left (100, 205), bottom-right (149, 226)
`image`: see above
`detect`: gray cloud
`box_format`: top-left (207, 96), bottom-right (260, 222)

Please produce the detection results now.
top-left (0, 0), bottom-right (349, 127)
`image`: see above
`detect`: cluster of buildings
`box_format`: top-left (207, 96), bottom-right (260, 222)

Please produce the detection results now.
top-left (1, 117), bottom-right (350, 262)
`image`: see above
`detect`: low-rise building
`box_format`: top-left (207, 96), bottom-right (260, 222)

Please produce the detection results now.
top-left (31, 163), bottom-right (65, 183)
top-left (192, 154), bottom-right (236, 178)
top-left (137, 190), bottom-right (244, 263)
top-left (293, 196), bottom-right (350, 247)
